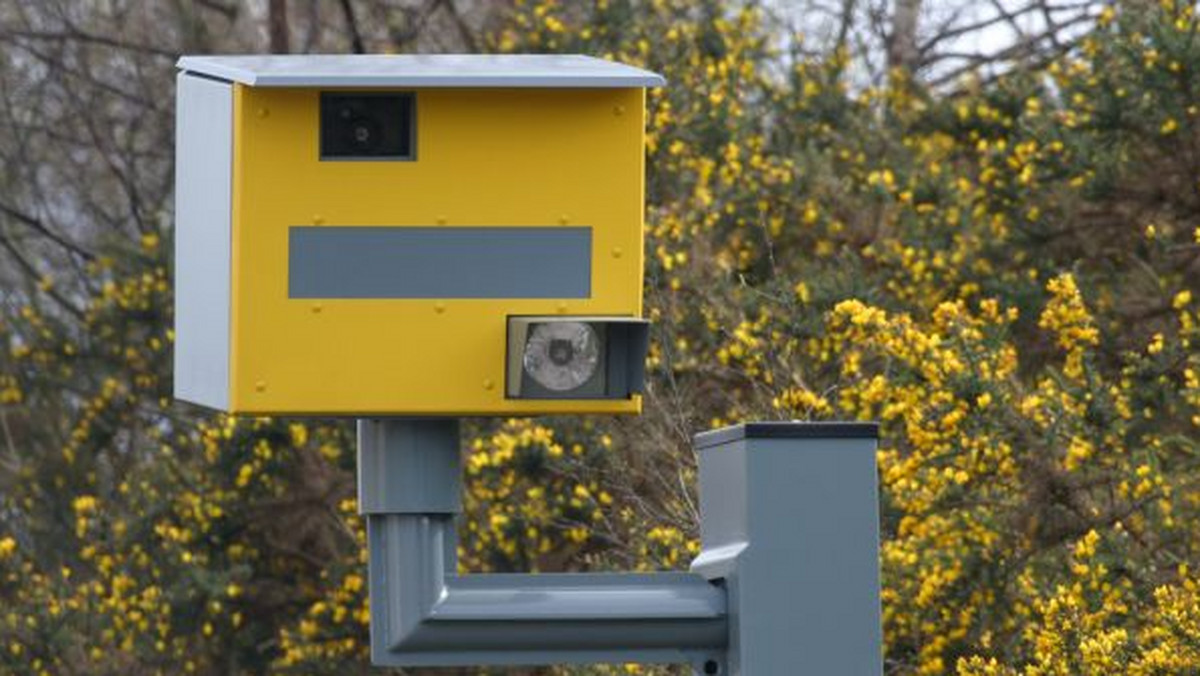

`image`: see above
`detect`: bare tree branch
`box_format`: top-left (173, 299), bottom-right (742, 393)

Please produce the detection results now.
top-left (269, 0), bottom-right (290, 53)
top-left (338, 0), bottom-right (366, 54)
top-left (437, 0), bottom-right (480, 53)
top-left (928, 9), bottom-right (1095, 89)
top-left (0, 202), bottom-right (95, 261)
top-left (195, 0), bottom-right (238, 21)
top-left (0, 26), bottom-right (178, 59)
top-left (836, 0), bottom-right (859, 56)
top-left (0, 232), bottom-right (86, 321)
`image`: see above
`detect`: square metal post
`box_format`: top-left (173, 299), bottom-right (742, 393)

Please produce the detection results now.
top-left (691, 422), bottom-right (883, 675)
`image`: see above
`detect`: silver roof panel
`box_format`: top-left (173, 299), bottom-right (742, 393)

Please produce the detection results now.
top-left (176, 54), bottom-right (665, 88)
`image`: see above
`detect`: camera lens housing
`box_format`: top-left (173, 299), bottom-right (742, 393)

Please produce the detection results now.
top-left (320, 92), bottom-right (414, 160)
top-left (507, 317), bottom-right (650, 400)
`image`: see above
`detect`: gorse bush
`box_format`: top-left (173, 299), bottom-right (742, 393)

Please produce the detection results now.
top-left (1, 1), bottom-right (1199, 674)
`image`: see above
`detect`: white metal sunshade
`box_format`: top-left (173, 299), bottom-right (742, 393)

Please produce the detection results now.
top-left (176, 54), bottom-right (666, 88)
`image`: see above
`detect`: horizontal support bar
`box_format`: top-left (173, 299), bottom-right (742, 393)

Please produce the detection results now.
top-left (368, 514), bottom-right (727, 667)
top-left (434, 572), bottom-right (726, 621)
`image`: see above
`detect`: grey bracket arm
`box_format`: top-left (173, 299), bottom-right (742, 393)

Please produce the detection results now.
top-left (358, 419), bottom-right (884, 675)
top-left (358, 419), bottom-right (729, 670)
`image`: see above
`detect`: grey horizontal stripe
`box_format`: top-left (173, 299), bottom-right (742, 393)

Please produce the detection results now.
top-left (289, 226), bottom-right (591, 299)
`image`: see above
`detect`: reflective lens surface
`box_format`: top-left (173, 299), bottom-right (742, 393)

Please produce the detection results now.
top-left (522, 322), bottom-right (600, 391)
top-left (319, 92), bottom-right (414, 160)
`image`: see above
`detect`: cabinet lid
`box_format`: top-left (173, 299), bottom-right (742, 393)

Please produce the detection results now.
top-left (177, 54), bottom-right (665, 88)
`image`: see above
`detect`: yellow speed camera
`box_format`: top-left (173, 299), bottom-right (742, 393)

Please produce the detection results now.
top-left (173, 55), bottom-right (664, 415)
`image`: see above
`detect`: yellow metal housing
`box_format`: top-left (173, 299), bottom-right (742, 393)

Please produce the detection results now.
top-left (224, 85), bottom-right (647, 415)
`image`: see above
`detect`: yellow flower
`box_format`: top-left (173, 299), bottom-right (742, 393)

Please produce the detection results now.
top-left (1038, 273), bottom-right (1098, 379)
top-left (1173, 290), bottom-right (1192, 309)
top-left (72, 495), bottom-right (97, 514)
top-left (1147, 333), bottom-right (1164, 355)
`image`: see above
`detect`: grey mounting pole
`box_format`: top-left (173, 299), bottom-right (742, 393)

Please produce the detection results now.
top-left (691, 422), bottom-right (884, 675)
top-left (358, 419), bottom-right (883, 675)
top-left (358, 419), bottom-right (727, 671)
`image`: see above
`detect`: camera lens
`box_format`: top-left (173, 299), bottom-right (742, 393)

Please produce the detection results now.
top-left (341, 113), bottom-right (381, 152)
top-left (320, 92), bottom-right (414, 160)
top-left (548, 339), bottom-right (575, 366)
top-left (522, 322), bottom-right (600, 392)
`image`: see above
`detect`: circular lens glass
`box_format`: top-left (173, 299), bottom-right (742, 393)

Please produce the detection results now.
top-left (343, 114), bottom-right (381, 152)
top-left (522, 322), bottom-right (600, 392)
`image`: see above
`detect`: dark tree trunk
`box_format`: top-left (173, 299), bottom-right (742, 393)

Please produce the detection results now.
top-left (888, 0), bottom-right (921, 73)
top-left (269, 0), bottom-right (289, 53)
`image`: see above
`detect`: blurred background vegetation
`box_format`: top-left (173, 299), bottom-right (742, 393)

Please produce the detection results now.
top-left (1, 0), bottom-right (1199, 674)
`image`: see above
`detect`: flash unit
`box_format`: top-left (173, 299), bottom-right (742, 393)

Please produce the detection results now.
top-left (507, 317), bottom-right (649, 400)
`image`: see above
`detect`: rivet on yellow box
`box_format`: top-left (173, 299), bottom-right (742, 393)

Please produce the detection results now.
top-left (174, 55), bottom-right (664, 416)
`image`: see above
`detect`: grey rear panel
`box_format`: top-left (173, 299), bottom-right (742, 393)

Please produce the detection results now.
top-left (173, 73), bottom-right (232, 410)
